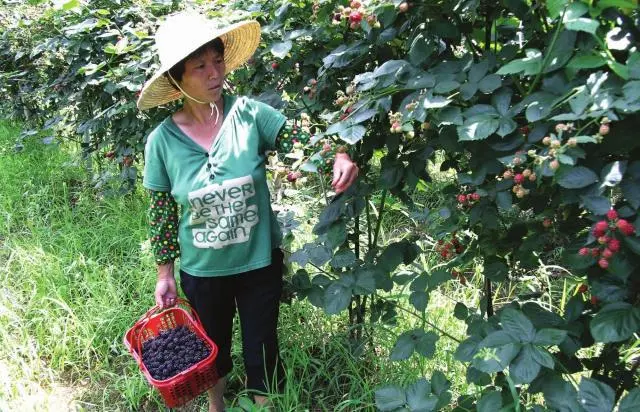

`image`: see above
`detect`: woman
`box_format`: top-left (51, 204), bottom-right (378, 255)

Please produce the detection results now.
top-left (136, 12), bottom-right (358, 411)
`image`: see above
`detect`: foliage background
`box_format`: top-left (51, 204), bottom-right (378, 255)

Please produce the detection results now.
top-left (1, 0), bottom-right (639, 411)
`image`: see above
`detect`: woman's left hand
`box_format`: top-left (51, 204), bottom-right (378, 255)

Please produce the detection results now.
top-left (331, 152), bottom-right (359, 194)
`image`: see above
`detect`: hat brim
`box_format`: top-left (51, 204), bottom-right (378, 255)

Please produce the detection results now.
top-left (137, 20), bottom-right (261, 111)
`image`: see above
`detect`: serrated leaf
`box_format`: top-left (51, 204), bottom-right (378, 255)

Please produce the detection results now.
top-left (409, 291), bottom-right (429, 312)
top-left (457, 115), bottom-right (500, 141)
top-left (390, 331), bottom-right (417, 360)
top-left (431, 371), bottom-right (450, 396)
top-left (590, 302), bottom-right (640, 343)
top-left (354, 269), bottom-right (377, 295)
top-left (496, 49), bottom-right (543, 76)
top-left (565, 17), bottom-right (599, 34)
top-left (533, 328), bottom-right (568, 346)
top-left (568, 53), bottom-right (607, 70)
top-left (438, 107), bottom-right (463, 126)
top-left (478, 75), bottom-right (501, 93)
top-left (501, 308), bottom-right (536, 342)
top-left (330, 250), bottom-right (356, 268)
top-left (580, 195), bottom-right (611, 215)
top-left (406, 379), bottom-right (438, 411)
top-left (416, 331), bottom-right (438, 358)
top-left (478, 391), bottom-right (502, 412)
top-left (338, 125), bottom-right (366, 144)
top-left (530, 345), bottom-right (555, 368)
top-left (469, 60), bottom-right (489, 83)
top-left (546, 0), bottom-right (569, 18)
top-left (578, 378), bottom-right (615, 412)
top-left (472, 343), bottom-right (521, 373)
top-left (423, 94), bottom-right (452, 109)
top-left (557, 166), bottom-right (598, 189)
top-left (271, 41), bottom-right (292, 58)
top-left (323, 283), bottom-right (352, 315)
top-left (480, 330), bottom-right (518, 348)
top-left (454, 302), bottom-right (469, 320)
top-left (375, 385), bottom-right (407, 411)
top-left (619, 387), bottom-right (640, 412)
top-left (510, 345), bottom-right (542, 384)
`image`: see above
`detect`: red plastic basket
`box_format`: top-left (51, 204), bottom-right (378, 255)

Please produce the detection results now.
top-left (124, 298), bottom-right (219, 408)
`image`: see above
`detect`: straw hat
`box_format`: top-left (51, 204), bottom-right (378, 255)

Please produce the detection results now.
top-left (137, 12), bottom-right (261, 111)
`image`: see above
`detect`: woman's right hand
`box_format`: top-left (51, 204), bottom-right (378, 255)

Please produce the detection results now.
top-left (155, 263), bottom-right (177, 309)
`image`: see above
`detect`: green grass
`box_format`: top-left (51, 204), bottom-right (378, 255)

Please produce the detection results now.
top-left (0, 121), bottom-right (472, 411)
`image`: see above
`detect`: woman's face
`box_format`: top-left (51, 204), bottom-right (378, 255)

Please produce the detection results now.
top-left (179, 48), bottom-right (226, 104)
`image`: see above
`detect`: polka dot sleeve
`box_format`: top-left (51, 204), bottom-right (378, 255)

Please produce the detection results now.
top-left (148, 190), bottom-right (180, 265)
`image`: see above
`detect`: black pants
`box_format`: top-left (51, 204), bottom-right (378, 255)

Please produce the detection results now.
top-left (179, 249), bottom-right (285, 394)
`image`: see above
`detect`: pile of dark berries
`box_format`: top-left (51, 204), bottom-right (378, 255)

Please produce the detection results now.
top-left (141, 326), bottom-right (211, 381)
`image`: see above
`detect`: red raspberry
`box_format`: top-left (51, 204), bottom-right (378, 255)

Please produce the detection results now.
top-left (578, 284), bottom-right (588, 294)
top-left (616, 219), bottom-right (635, 236)
top-left (598, 258), bottom-right (609, 269)
top-left (606, 209), bottom-right (618, 221)
top-left (466, 194), bottom-right (473, 201)
top-left (471, 193), bottom-right (480, 201)
top-left (599, 124), bottom-right (610, 135)
top-left (593, 220), bottom-right (609, 237)
top-left (514, 174), bottom-right (524, 184)
top-left (543, 218), bottom-right (552, 228)
top-left (579, 247), bottom-right (590, 256)
top-left (602, 248), bottom-right (614, 259)
top-left (457, 194), bottom-right (467, 204)
top-left (597, 236), bottom-right (610, 245)
top-left (591, 248), bottom-right (600, 257)
top-left (608, 238), bottom-right (620, 252)
top-left (451, 270), bottom-right (459, 278)
top-left (271, 62), bottom-right (279, 69)
top-left (349, 11), bottom-right (363, 23)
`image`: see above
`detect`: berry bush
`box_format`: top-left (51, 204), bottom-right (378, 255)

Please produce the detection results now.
top-left (2, 0), bottom-right (640, 410)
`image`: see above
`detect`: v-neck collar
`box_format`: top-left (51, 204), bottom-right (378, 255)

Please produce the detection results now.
top-left (165, 94), bottom-right (238, 154)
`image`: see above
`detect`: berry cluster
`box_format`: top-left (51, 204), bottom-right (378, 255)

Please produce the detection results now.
top-left (502, 167), bottom-right (536, 198)
top-left (456, 192), bottom-right (481, 207)
top-left (435, 233), bottom-right (465, 260)
top-left (332, 1), bottom-right (380, 29)
top-left (578, 209), bottom-right (635, 269)
top-left (141, 326), bottom-right (211, 381)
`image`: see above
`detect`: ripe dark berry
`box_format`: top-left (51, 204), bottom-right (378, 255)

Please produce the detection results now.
top-left (606, 209), bottom-right (618, 221)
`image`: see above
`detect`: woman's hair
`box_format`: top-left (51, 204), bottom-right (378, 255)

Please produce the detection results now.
top-left (166, 37), bottom-right (225, 85)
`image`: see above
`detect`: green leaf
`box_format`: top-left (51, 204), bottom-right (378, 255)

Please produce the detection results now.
top-left (480, 331), bottom-right (518, 348)
top-left (542, 376), bottom-right (583, 411)
top-left (457, 115), bottom-right (500, 141)
top-left (271, 41), bottom-right (292, 58)
top-left (478, 74), bottom-right (502, 93)
top-left (530, 345), bottom-right (555, 369)
top-left (409, 291), bottom-right (429, 311)
top-left (578, 378), bottom-right (615, 412)
top-left (338, 125), bottom-right (366, 144)
top-left (409, 34), bottom-right (431, 66)
top-left (375, 385), bottom-right (406, 411)
top-left (533, 328), bottom-right (567, 346)
top-left (565, 18), bottom-right (600, 34)
top-left (477, 391), bottom-right (502, 412)
top-left (484, 261), bottom-right (508, 281)
top-left (472, 343), bottom-right (521, 373)
top-left (390, 330), bottom-right (417, 360)
top-left (466, 367), bottom-right (492, 386)
top-left (564, 295), bottom-right (586, 322)
top-left (496, 49), bottom-right (543, 76)
top-left (428, 269), bottom-right (451, 289)
top-left (590, 302), bottom-right (640, 343)
top-left (460, 83), bottom-right (478, 100)
top-left (567, 53), bottom-right (607, 70)
top-left (623, 236), bottom-right (640, 256)
top-left (469, 61), bottom-right (489, 83)
top-left (510, 345), bottom-right (542, 384)
top-left (434, 80), bottom-right (460, 94)
top-left (407, 379), bottom-right (438, 411)
top-left (323, 283), bottom-right (352, 315)
top-left (354, 269), bottom-right (376, 295)
top-left (557, 166), bottom-right (598, 189)
top-left (423, 93), bottom-right (452, 109)
top-left (580, 195), bottom-right (611, 215)
top-left (330, 250), bottom-right (356, 268)
top-left (454, 302), bottom-right (469, 320)
top-left (416, 331), bottom-right (438, 358)
top-left (563, 2), bottom-right (588, 20)
top-left (619, 387), bottom-right (640, 412)
top-left (546, 0), bottom-right (569, 18)
top-left (501, 308), bottom-right (536, 342)
top-left (438, 107), bottom-right (463, 126)
top-left (544, 30), bottom-right (577, 73)
top-left (431, 371), bottom-right (450, 396)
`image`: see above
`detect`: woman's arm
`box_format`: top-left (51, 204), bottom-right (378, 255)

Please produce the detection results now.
top-left (275, 122), bottom-right (358, 193)
top-left (148, 190), bottom-right (180, 308)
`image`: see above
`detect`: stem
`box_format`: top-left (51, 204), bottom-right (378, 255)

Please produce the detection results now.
top-left (366, 195), bottom-right (373, 248)
top-left (372, 190), bottom-right (388, 248)
top-left (485, 277), bottom-right (494, 317)
top-left (318, 172), bottom-right (330, 206)
top-left (484, 2), bottom-right (493, 51)
top-left (505, 373), bottom-right (522, 412)
top-left (527, 8), bottom-right (567, 95)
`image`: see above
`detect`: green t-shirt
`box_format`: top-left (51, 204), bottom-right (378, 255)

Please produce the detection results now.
top-left (143, 95), bottom-right (286, 276)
